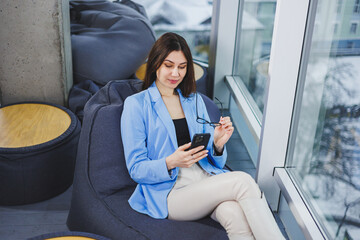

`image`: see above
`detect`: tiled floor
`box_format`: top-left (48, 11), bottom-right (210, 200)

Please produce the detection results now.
top-left (0, 118), bottom-right (288, 240)
top-left (225, 127), bottom-right (257, 178)
top-left (0, 187), bottom-right (71, 239)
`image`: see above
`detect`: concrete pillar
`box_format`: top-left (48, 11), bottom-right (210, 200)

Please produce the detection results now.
top-left (0, 0), bottom-right (72, 106)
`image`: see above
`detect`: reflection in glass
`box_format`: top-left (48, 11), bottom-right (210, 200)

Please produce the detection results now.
top-left (130, 0), bottom-right (213, 62)
top-left (233, 0), bottom-right (277, 112)
top-left (287, 1), bottom-right (360, 238)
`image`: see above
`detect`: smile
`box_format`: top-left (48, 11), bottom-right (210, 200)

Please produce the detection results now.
top-left (168, 79), bottom-right (179, 84)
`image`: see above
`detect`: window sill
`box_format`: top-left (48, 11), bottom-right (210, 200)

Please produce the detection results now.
top-left (224, 75), bottom-right (262, 143)
top-left (274, 168), bottom-right (327, 240)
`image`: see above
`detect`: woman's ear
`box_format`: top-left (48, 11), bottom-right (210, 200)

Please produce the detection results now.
top-left (155, 68), bottom-right (159, 80)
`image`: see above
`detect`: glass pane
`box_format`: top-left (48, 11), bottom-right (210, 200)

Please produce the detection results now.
top-left (233, 0), bottom-right (277, 112)
top-left (287, 1), bottom-right (360, 239)
top-left (130, 0), bottom-right (213, 62)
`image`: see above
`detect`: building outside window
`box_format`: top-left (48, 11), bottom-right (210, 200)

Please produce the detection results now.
top-left (233, 0), bottom-right (277, 113)
top-left (337, 0), bottom-right (343, 14)
top-left (354, 0), bottom-right (360, 13)
top-left (334, 23), bottom-right (339, 34)
top-left (285, 0), bottom-right (360, 238)
top-left (350, 22), bottom-right (358, 34)
top-left (347, 41), bottom-right (355, 49)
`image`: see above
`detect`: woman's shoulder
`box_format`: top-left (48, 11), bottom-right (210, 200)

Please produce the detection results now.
top-left (124, 89), bottom-right (150, 105)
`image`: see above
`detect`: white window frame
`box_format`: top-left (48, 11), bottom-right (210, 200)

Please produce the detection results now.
top-left (209, 0), bottom-right (261, 164)
top-left (210, 0), bottom-right (330, 238)
top-left (254, 0), bottom-right (329, 238)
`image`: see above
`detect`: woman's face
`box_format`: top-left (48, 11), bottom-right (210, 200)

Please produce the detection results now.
top-left (156, 50), bottom-right (187, 92)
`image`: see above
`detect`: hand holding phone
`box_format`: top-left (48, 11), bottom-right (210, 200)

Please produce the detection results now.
top-left (189, 133), bottom-right (210, 151)
top-left (166, 134), bottom-right (210, 169)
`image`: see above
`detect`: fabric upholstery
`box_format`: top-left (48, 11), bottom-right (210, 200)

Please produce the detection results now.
top-left (70, 0), bottom-right (156, 85)
top-left (68, 80), bottom-right (102, 122)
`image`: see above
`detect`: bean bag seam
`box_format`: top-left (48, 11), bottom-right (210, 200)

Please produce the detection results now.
top-left (0, 129), bottom-right (80, 160)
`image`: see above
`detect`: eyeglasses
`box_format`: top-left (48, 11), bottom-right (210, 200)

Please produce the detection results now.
top-left (196, 93), bottom-right (223, 128)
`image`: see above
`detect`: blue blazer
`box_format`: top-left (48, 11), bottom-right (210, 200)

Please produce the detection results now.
top-left (121, 82), bottom-right (228, 219)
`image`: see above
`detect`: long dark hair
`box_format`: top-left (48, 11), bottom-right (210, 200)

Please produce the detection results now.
top-left (142, 32), bottom-right (196, 97)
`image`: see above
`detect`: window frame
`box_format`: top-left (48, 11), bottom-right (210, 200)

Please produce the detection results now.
top-left (257, 0), bottom-right (339, 238)
top-left (210, 0), bottom-right (262, 165)
top-left (210, 0), bottom-right (332, 239)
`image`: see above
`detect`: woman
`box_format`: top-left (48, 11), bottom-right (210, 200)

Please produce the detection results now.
top-left (121, 32), bottom-right (284, 240)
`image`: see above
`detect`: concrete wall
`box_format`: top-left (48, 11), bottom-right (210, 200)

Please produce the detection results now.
top-left (0, 0), bottom-right (72, 106)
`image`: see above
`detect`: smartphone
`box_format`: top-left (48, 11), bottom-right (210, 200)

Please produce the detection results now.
top-left (189, 133), bottom-right (210, 151)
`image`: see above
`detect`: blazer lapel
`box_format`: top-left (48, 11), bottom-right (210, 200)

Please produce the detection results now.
top-left (179, 91), bottom-right (201, 138)
top-left (148, 83), bottom-right (178, 149)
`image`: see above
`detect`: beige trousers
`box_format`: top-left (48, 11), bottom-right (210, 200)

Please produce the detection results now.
top-left (167, 171), bottom-right (285, 240)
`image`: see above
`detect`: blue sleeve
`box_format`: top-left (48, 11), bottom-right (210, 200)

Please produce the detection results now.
top-left (121, 96), bottom-right (176, 184)
top-left (199, 95), bottom-right (227, 169)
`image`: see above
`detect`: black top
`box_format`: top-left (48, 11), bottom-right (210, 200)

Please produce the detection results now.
top-left (173, 118), bottom-right (223, 156)
top-left (173, 118), bottom-right (191, 147)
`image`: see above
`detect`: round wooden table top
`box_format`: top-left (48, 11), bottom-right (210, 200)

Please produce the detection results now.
top-left (45, 237), bottom-right (95, 240)
top-left (136, 62), bottom-right (204, 81)
top-left (0, 103), bottom-right (71, 148)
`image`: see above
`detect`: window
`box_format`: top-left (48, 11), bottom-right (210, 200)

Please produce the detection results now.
top-left (286, 0), bottom-right (360, 238)
top-left (347, 41), bottom-right (354, 49)
top-left (233, 0), bottom-right (277, 113)
top-left (354, 0), bottom-right (360, 13)
top-left (350, 23), bottom-right (357, 34)
top-left (130, 0), bottom-right (213, 62)
top-left (333, 23), bottom-right (338, 34)
top-left (337, 0), bottom-right (343, 14)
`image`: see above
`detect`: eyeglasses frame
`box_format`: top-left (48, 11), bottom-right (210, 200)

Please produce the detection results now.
top-left (195, 93), bottom-right (223, 128)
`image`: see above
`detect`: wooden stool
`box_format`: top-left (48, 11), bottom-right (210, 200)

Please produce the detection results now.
top-left (135, 61), bottom-right (208, 95)
top-left (28, 231), bottom-right (111, 240)
top-left (44, 237), bottom-right (93, 240)
top-left (0, 104), bottom-right (71, 148)
top-left (0, 103), bottom-right (81, 205)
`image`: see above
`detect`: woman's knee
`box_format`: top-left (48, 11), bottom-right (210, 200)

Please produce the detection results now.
top-left (228, 171), bottom-right (261, 198)
top-left (214, 201), bottom-right (242, 224)
top-left (213, 201), bottom-right (253, 236)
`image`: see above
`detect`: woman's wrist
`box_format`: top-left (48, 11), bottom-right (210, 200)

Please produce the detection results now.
top-left (213, 140), bottom-right (224, 152)
top-left (165, 156), bottom-right (175, 170)
top-left (213, 142), bottom-right (224, 155)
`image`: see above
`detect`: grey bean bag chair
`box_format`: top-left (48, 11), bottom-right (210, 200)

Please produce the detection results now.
top-left (70, 0), bottom-right (156, 85)
top-left (66, 79), bottom-right (227, 239)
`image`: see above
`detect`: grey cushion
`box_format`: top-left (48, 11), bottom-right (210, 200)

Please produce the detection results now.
top-left (70, 0), bottom-right (156, 85)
